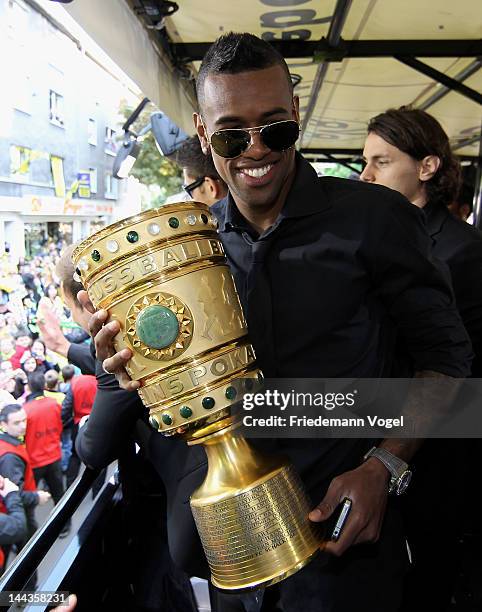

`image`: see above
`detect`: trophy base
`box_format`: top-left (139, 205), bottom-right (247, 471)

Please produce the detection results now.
top-left (189, 423), bottom-right (323, 591)
top-left (214, 547), bottom-right (320, 592)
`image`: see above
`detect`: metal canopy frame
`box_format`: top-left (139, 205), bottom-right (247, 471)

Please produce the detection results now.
top-left (395, 56), bottom-right (482, 106)
top-left (417, 59), bottom-right (482, 111)
top-left (170, 32), bottom-right (482, 157)
top-left (312, 152), bottom-right (361, 176)
top-left (301, 148), bottom-right (479, 164)
top-left (171, 39), bottom-right (482, 62)
top-left (68, 1), bottom-right (481, 161)
top-left (301, 147), bottom-right (363, 156)
top-left (300, 0), bottom-right (353, 135)
top-left (451, 135), bottom-right (482, 151)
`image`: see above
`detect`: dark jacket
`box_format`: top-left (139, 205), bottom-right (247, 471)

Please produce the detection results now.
top-left (0, 432), bottom-right (39, 541)
top-left (424, 201), bottom-right (482, 376)
top-left (0, 491), bottom-right (28, 547)
top-left (67, 341), bottom-right (96, 375)
top-left (0, 433), bottom-right (38, 508)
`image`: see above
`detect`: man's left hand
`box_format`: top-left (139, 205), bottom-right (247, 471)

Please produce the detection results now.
top-left (309, 458), bottom-right (390, 556)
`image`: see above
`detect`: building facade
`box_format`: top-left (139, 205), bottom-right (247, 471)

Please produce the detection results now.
top-left (0, 0), bottom-right (140, 262)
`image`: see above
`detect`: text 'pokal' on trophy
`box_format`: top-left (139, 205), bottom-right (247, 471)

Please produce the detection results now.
top-left (72, 202), bottom-right (323, 590)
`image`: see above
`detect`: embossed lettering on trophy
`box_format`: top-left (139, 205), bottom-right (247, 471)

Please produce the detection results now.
top-left (73, 203), bottom-right (323, 590)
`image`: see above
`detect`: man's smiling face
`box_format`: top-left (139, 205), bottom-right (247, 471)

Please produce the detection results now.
top-left (195, 64), bottom-right (299, 214)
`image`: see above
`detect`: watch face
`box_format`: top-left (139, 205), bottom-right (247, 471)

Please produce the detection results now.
top-left (395, 470), bottom-right (412, 495)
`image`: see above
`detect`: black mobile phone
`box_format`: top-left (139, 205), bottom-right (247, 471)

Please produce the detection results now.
top-left (324, 497), bottom-right (352, 541)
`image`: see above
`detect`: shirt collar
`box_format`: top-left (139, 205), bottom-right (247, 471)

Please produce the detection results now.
top-left (210, 153), bottom-right (331, 232)
top-left (280, 153), bottom-right (331, 219)
top-left (26, 391), bottom-right (44, 402)
top-left (0, 431), bottom-right (22, 446)
top-left (225, 195), bottom-right (251, 232)
top-left (422, 200), bottom-right (449, 238)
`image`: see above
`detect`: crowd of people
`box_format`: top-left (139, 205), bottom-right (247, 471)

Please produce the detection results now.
top-left (0, 243), bottom-right (97, 573)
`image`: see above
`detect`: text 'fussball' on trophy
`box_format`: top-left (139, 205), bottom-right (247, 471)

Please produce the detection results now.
top-left (72, 202), bottom-right (323, 590)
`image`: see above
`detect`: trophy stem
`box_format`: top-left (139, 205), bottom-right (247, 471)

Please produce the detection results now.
top-left (189, 421), bottom-right (323, 591)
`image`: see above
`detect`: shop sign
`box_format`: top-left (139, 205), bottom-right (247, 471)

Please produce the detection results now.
top-left (25, 196), bottom-right (112, 216)
top-left (77, 172), bottom-right (92, 199)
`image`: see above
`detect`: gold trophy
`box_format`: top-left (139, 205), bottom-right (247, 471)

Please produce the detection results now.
top-left (72, 203), bottom-right (322, 590)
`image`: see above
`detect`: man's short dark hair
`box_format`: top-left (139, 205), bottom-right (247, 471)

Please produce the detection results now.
top-left (56, 244), bottom-right (83, 303)
top-left (28, 371), bottom-right (45, 394)
top-left (367, 107), bottom-right (461, 205)
top-left (44, 369), bottom-right (59, 390)
top-left (61, 364), bottom-right (75, 382)
top-left (13, 329), bottom-right (31, 341)
top-left (196, 32), bottom-right (293, 111)
top-left (173, 136), bottom-right (224, 182)
top-left (0, 403), bottom-right (22, 423)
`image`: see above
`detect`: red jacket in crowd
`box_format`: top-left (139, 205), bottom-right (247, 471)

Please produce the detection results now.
top-left (9, 345), bottom-right (28, 370)
top-left (0, 439), bottom-right (36, 493)
top-left (0, 436), bottom-right (36, 566)
top-left (70, 375), bottom-right (97, 424)
top-left (23, 395), bottom-right (62, 469)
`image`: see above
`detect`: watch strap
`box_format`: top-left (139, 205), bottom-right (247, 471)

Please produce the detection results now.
top-left (364, 447), bottom-right (412, 495)
top-left (364, 446), bottom-right (409, 479)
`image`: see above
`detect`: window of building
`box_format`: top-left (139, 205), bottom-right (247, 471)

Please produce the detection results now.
top-left (49, 90), bottom-right (64, 127)
top-left (50, 156), bottom-right (65, 197)
top-left (88, 118), bottom-right (97, 146)
top-left (7, 0), bottom-right (30, 41)
top-left (48, 62), bottom-right (64, 88)
top-left (10, 144), bottom-right (31, 179)
top-left (46, 24), bottom-right (70, 74)
top-left (8, 0), bottom-right (29, 13)
top-left (105, 126), bottom-right (117, 156)
top-left (105, 172), bottom-right (118, 199)
top-left (13, 72), bottom-right (32, 114)
top-left (89, 168), bottom-right (98, 194)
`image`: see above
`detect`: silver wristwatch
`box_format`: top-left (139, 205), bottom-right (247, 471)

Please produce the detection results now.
top-left (363, 447), bottom-right (412, 495)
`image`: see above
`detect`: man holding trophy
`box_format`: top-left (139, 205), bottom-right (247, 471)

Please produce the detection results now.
top-left (75, 34), bottom-right (472, 612)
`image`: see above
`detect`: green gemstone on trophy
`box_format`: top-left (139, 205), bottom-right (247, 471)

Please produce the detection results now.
top-left (126, 230), bottom-right (139, 243)
top-left (162, 412), bottom-right (173, 425)
top-left (180, 406), bottom-right (193, 418)
top-left (225, 386), bottom-right (237, 400)
top-left (202, 397), bottom-right (215, 410)
top-left (201, 213), bottom-right (208, 224)
top-left (135, 305), bottom-right (179, 349)
top-left (168, 217), bottom-right (180, 228)
top-left (149, 416), bottom-right (159, 430)
top-left (91, 250), bottom-right (101, 261)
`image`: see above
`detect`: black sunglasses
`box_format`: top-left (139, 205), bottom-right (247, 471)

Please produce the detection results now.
top-left (182, 176), bottom-right (205, 198)
top-left (205, 120), bottom-right (300, 159)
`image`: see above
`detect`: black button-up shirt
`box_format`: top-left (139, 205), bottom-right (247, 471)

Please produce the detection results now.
top-left (211, 154), bottom-right (472, 380)
top-left (77, 157), bottom-right (473, 578)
